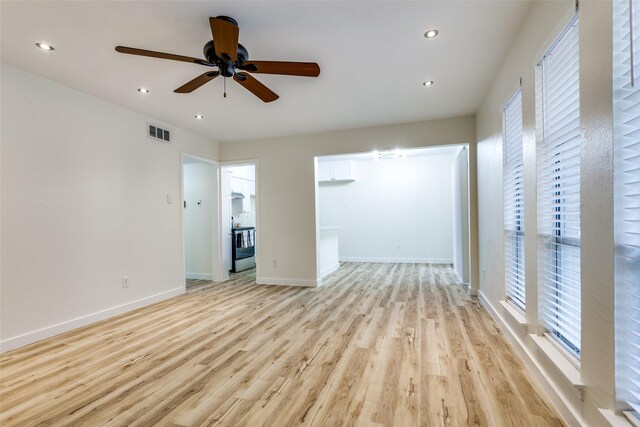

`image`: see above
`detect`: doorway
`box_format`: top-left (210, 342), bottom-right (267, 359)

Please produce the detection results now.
top-left (314, 145), bottom-right (471, 285)
top-left (220, 162), bottom-right (258, 280)
top-left (181, 154), bottom-right (221, 290)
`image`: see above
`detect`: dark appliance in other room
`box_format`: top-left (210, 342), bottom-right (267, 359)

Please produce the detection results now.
top-left (232, 227), bottom-right (256, 272)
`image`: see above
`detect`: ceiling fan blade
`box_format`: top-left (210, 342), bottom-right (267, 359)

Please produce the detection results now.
top-left (174, 71), bottom-right (220, 93)
top-left (115, 46), bottom-right (210, 65)
top-left (241, 61), bottom-right (320, 77)
top-left (233, 72), bottom-right (279, 103)
top-left (209, 17), bottom-right (239, 62)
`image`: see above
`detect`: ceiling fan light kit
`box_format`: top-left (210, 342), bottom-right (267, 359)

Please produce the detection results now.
top-left (115, 15), bottom-right (320, 103)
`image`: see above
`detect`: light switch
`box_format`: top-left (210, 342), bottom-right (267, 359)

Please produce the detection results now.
top-left (166, 193), bottom-right (173, 204)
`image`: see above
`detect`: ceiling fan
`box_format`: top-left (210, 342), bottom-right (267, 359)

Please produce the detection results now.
top-left (115, 16), bottom-right (321, 103)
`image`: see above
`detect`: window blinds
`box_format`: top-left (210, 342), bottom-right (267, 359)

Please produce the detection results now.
top-left (503, 90), bottom-right (526, 312)
top-left (614, 0), bottom-right (640, 416)
top-left (537, 17), bottom-right (581, 359)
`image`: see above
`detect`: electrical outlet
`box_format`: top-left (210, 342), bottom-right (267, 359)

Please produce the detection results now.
top-left (122, 276), bottom-right (129, 288)
top-left (272, 260), bottom-right (278, 268)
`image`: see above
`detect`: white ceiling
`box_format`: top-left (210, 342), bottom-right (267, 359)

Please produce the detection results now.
top-left (0, 1), bottom-right (531, 143)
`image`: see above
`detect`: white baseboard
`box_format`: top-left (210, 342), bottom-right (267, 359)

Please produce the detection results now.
top-left (186, 273), bottom-right (213, 280)
top-left (256, 276), bottom-right (319, 288)
top-left (478, 290), bottom-right (585, 427)
top-left (339, 257), bottom-right (453, 264)
top-left (0, 287), bottom-right (184, 353)
top-left (320, 262), bottom-right (340, 279)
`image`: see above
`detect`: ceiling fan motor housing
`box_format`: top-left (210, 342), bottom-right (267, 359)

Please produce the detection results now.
top-left (203, 40), bottom-right (248, 77)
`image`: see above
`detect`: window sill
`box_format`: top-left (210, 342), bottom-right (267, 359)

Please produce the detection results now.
top-left (598, 409), bottom-right (635, 427)
top-left (529, 333), bottom-right (584, 397)
top-left (499, 300), bottom-right (527, 326)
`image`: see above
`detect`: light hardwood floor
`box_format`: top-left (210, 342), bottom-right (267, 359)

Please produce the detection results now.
top-left (0, 263), bottom-right (564, 426)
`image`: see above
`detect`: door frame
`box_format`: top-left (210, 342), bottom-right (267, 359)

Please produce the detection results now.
top-left (180, 153), bottom-right (224, 285)
top-left (219, 159), bottom-right (260, 281)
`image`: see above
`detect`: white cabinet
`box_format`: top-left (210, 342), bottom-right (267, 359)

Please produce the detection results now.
top-left (241, 181), bottom-right (253, 212)
top-left (318, 162), bottom-right (333, 181)
top-left (245, 181), bottom-right (256, 197)
top-left (230, 177), bottom-right (243, 193)
top-left (318, 160), bottom-right (355, 182)
top-left (231, 178), bottom-right (255, 213)
top-left (332, 161), bottom-right (353, 180)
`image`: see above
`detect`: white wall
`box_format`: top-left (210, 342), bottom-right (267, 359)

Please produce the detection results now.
top-left (0, 64), bottom-right (219, 351)
top-left (452, 147), bottom-right (470, 282)
top-left (475, 1), bottom-right (618, 425)
top-left (219, 116), bottom-right (478, 287)
top-left (318, 155), bottom-right (454, 263)
top-left (183, 161), bottom-right (217, 280)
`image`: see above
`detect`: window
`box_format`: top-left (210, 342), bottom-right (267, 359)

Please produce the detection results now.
top-left (536, 17), bottom-right (581, 360)
top-left (614, 0), bottom-right (640, 418)
top-left (503, 90), bottom-right (526, 312)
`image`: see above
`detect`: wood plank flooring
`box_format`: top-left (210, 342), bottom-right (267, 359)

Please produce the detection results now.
top-left (0, 263), bottom-right (564, 426)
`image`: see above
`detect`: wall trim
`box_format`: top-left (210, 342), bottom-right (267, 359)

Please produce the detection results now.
top-left (186, 273), bottom-right (214, 280)
top-left (339, 257), bottom-right (453, 264)
top-left (256, 277), bottom-right (319, 288)
top-left (478, 290), bottom-right (585, 427)
top-left (320, 262), bottom-right (340, 278)
top-left (0, 287), bottom-right (184, 353)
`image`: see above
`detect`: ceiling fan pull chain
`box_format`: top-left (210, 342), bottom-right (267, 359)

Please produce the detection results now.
top-left (224, 77), bottom-right (227, 98)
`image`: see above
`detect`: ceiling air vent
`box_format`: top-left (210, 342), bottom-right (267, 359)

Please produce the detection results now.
top-left (148, 123), bottom-right (171, 143)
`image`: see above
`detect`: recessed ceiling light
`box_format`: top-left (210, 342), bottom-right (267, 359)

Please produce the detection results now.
top-left (137, 88), bottom-right (150, 94)
top-left (424, 29), bottom-right (439, 39)
top-left (35, 42), bottom-right (54, 51)
top-left (195, 114), bottom-right (204, 119)
top-left (423, 80), bottom-right (434, 87)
